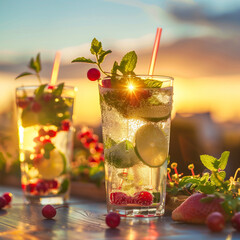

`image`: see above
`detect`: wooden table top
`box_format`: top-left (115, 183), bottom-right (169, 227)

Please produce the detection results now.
top-left (0, 186), bottom-right (239, 240)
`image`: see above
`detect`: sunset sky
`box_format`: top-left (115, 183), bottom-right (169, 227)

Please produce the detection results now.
top-left (1, 0), bottom-right (240, 126)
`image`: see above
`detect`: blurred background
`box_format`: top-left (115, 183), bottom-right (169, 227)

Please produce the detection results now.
top-left (0, 0), bottom-right (240, 178)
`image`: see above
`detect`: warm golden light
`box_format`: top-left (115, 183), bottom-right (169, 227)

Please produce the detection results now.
top-left (128, 84), bottom-right (135, 91)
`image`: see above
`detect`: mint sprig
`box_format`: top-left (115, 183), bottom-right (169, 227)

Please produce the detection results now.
top-left (16, 53), bottom-right (42, 84)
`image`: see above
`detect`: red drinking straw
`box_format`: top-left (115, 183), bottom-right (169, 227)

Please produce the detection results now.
top-left (49, 51), bottom-right (61, 87)
top-left (148, 28), bottom-right (162, 75)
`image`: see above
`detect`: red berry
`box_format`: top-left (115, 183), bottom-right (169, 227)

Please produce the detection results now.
top-left (36, 181), bottom-right (48, 194)
top-left (206, 212), bottom-right (225, 232)
top-left (43, 139), bottom-right (52, 144)
top-left (95, 143), bottom-right (104, 153)
top-left (87, 68), bottom-right (101, 81)
top-left (2, 192), bottom-right (12, 205)
top-left (48, 85), bottom-right (54, 90)
top-left (31, 102), bottom-right (42, 112)
top-left (43, 93), bottom-right (52, 102)
top-left (0, 197), bottom-right (7, 209)
top-left (26, 183), bottom-right (36, 193)
top-left (46, 180), bottom-right (58, 189)
top-left (17, 99), bottom-right (29, 109)
top-left (101, 79), bottom-right (111, 88)
top-left (42, 205), bottom-right (57, 219)
top-left (105, 212), bottom-right (120, 228)
top-left (231, 212), bottom-right (240, 232)
top-left (110, 192), bottom-right (129, 205)
top-left (48, 130), bottom-right (57, 138)
top-left (61, 120), bottom-right (70, 131)
top-left (140, 89), bottom-right (151, 99)
top-left (33, 154), bottom-right (43, 164)
top-left (134, 191), bottom-right (153, 206)
top-left (39, 128), bottom-right (47, 137)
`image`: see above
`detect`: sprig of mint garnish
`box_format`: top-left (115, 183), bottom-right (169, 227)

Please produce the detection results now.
top-left (72, 38), bottom-right (137, 79)
top-left (167, 151), bottom-right (240, 216)
top-left (16, 53), bottom-right (42, 84)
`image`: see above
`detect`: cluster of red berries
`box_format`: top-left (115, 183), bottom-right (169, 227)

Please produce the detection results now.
top-left (206, 211), bottom-right (240, 232)
top-left (77, 127), bottom-right (104, 164)
top-left (110, 191), bottom-right (153, 206)
top-left (0, 192), bottom-right (12, 209)
top-left (22, 179), bottom-right (58, 195)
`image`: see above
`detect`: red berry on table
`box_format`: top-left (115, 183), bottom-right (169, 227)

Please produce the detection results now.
top-left (42, 205), bottom-right (57, 219)
top-left (0, 197), bottom-right (7, 209)
top-left (87, 68), bottom-right (101, 81)
top-left (2, 192), bottom-right (12, 205)
top-left (48, 130), bottom-right (57, 138)
top-left (206, 212), bottom-right (225, 232)
top-left (105, 212), bottom-right (120, 228)
top-left (231, 212), bottom-right (240, 232)
top-left (61, 120), bottom-right (70, 131)
top-left (134, 191), bottom-right (153, 206)
top-left (31, 102), bottom-right (42, 112)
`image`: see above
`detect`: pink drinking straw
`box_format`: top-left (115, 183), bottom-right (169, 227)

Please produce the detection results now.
top-left (148, 28), bottom-right (162, 75)
top-left (49, 51), bottom-right (61, 87)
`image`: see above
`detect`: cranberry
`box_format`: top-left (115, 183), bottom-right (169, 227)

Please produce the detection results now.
top-left (42, 205), bottom-right (56, 219)
top-left (95, 143), bottom-right (104, 153)
top-left (99, 154), bottom-right (104, 162)
top-left (2, 193), bottom-right (12, 205)
top-left (39, 128), bottom-right (47, 137)
top-left (36, 181), bottom-right (48, 194)
top-left (46, 180), bottom-right (58, 189)
top-left (43, 139), bottom-right (51, 144)
top-left (101, 79), bottom-right (111, 88)
top-left (83, 135), bottom-right (98, 148)
top-left (110, 192), bottom-right (129, 205)
top-left (47, 130), bottom-right (57, 138)
top-left (17, 99), bottom-right (29, 109)
top-left (87, 68), bottom-right (100, 81)
top-left (231, 212), bottom-right (240, 232)
top-left (61, 120), bottom-right (70, 131)
top-left (26, 183), bottom-right (36, 193)
top-left (105, 212), bottom-right (120, 228)
top-left (0, 197), bottom-right (7, 209)
top-left (43, 93), bottom-right (52, 102)
top-left (206, 212), bottom-right (225, 232)
top-left (77, 129), bottom-right (93, 140)
top-left (48, 85), bottom-right (54, 90)
top-left (134, 191), bottom-right (153, 206)
top-left (33, 154), bottom-right (43, 164)
top-left (31, 102), bottom-right (42, 112)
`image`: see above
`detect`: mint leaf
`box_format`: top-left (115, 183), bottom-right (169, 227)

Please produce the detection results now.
top-left (143, 79), bottom-right (163, 88)
top-left (218, 151), bottom-right (230, 170)
top-left (104, 136), bottom-right (116, 149)
top-left (98, 50), bottom-right (112, 64)
top-left (200, 154), bottom-right (218, 171)
top-left (58, 179), bottom-right (69, 194)
top-left (34, 84), bottom-right (47, 99)
top-left (119, 51), bottom-right (137, 74)
top-left (53, 83), bottom-right (64, 96)
top-left (71, 57), bottom-right (96, 64)
top-left (111, 61), bottom-right (118, 75)
top-left (197, 184), bottom-right (216, 194)
top-left (28, 53), bottom-right (41, 73)
top-left (90, 38), bottom-right (102, 55)
top-left (43, 143), bottom-right (55, 159)
top-left (210, 171), bottom-right (225, 186)
top-left (36, 53), bottom-right (41, 72)
top-left (147, 96), bottom-right (161, 106)
top-left (125, 140), bottom-right (134, 151)
top-left (15, 72), bottom-right (34, 80)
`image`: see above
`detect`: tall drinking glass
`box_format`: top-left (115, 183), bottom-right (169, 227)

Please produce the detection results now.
top-left (99, 75), bottom-right (173, 217)
top-left (16, 84), bottom-right (75, 204)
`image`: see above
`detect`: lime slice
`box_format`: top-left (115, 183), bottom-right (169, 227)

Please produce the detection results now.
top-left (132, 104), bottom-right (171, 122)
top-left (36, 149), bottom-right (66, 180)
top-left (105, 140), bottom-right (139, 168)
top-left (135, 124), bottom-right (168, 167)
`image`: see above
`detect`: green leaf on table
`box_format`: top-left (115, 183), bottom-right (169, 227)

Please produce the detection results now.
top-left (90, 38), bottom-right (102, 55)
top-left (71, 57), bottom-right (96, 64)
top-left (119, 51), bottom-right (137, 74)
top-left (15, 72), bottom-right (34, 80)
top-left (200, 154), bottom-right (218, 171)
top-left (98, 50), bottom-right (112, 64)
top-left (218, 151), bottom-right (230, 170)
top-left (143, 79), bottom-right (163, 88)
top-left (34, 84), bottom-right (47, 99)
top-left (58, 179), bottom-right (69, 194)
top-left (53, 83), bottom-right (64, 96)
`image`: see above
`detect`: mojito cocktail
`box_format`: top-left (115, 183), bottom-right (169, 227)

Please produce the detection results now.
top-left (16, 84), bottom-right (75, 204)
top-left (99, 75), bottom-right (173, 217)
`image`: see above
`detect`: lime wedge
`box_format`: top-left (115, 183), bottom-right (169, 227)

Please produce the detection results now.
top-left (134, 124), bottom-right (168, 167)
top-left (105, 140), bottom-right (139, 168)
top-left (36, 149), bottom-right (66, 180)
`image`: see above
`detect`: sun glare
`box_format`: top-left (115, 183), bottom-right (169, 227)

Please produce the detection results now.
top-left (128, 84), bottom-right (135, 91)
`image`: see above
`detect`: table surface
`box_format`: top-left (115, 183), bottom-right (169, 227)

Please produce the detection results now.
top-left (0, 186), bottom-right (239, 240)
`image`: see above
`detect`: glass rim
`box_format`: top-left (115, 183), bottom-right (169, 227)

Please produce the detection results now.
top-left (16, 84), bottom-right (75, 91)
top-left (99, 74), bottom-right (174, 82)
